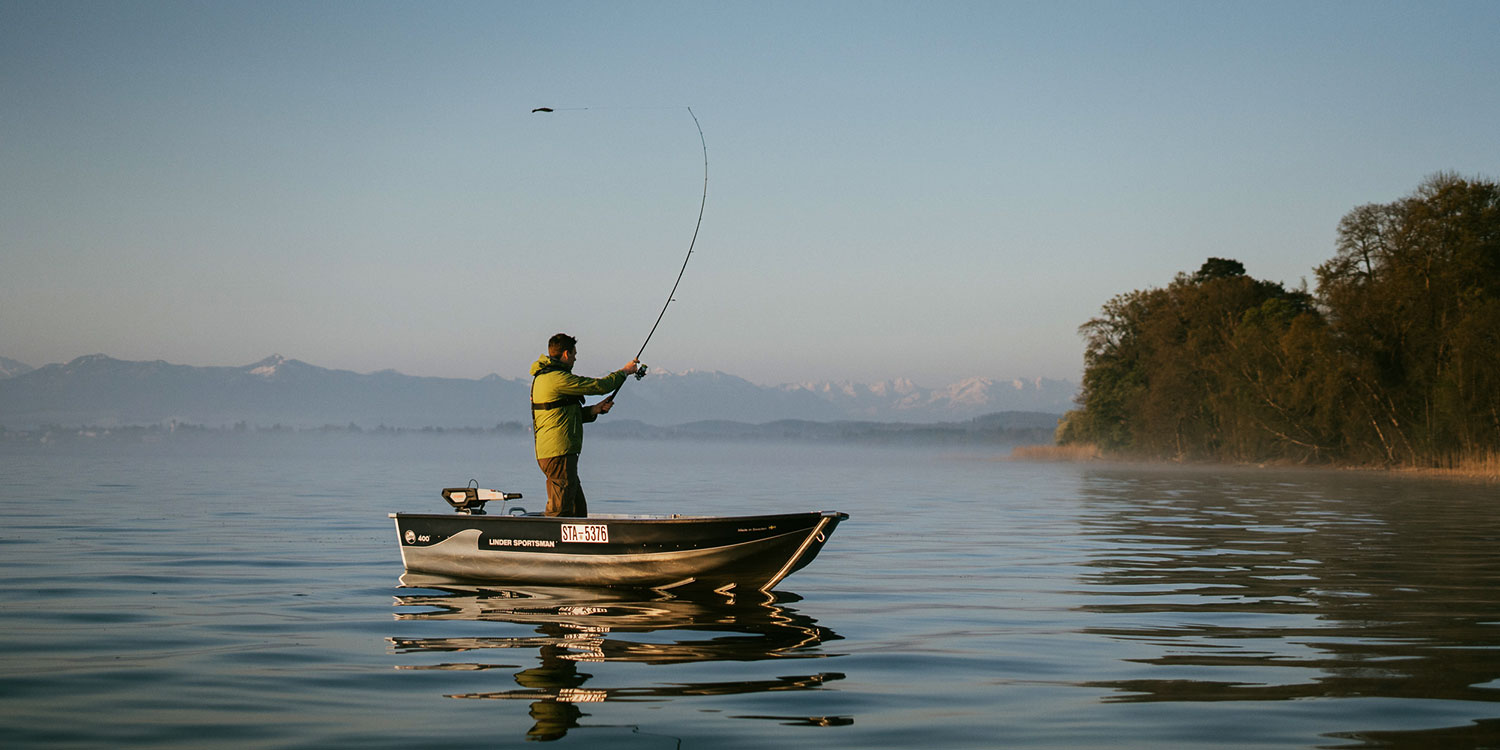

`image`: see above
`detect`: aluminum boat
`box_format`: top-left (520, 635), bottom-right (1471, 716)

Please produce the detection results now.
top-left (390, 486), bottom-right (848, 593)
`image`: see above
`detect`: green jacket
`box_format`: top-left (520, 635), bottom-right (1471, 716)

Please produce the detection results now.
top-left (530, 355), bottom-right (629, 460)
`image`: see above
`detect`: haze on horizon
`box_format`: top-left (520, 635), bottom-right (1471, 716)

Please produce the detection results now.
top-left (3, 1), bottom-right (1496, 387)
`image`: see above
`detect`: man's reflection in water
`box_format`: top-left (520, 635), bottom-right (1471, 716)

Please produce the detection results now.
top-left (514, 623), bottom-right (590, 741)
top-left (391, 580), bottom-right (846, 742)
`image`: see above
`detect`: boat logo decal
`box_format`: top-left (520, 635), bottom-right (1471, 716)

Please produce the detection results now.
top-left (404, 529), bottom-right (415, 544)
top-left (560, 524), bottom-right (609, 543)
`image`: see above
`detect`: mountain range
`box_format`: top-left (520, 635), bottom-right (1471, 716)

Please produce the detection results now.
top-left (0, 354), bottom-right (1076, 429)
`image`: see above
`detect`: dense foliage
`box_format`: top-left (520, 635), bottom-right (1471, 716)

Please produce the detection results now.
top-left (1060, 174), bottom-right (1500, 466)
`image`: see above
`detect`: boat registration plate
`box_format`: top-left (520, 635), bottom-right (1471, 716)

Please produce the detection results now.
top-left (560, 524), bottom-right (609, 543)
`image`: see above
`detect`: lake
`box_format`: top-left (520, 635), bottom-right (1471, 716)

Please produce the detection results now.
top-left (2, 433), bottom-right (1499, 748)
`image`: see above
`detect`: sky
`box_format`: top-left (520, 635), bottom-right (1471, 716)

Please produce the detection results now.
top-left (2, 1), bottom-right (1497, 387)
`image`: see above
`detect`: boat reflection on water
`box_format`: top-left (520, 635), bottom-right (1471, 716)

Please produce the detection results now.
top-left (389, 573), bottom-right (848, 741)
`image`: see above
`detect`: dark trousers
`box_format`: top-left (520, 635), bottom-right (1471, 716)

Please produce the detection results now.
top-left (537, 453), bottom-right (587, 517)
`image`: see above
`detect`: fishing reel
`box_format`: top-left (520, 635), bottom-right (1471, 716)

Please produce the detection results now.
top-left (634, 363), bottom-right (648, 380)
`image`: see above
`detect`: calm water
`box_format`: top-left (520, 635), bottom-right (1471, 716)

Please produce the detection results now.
top-left (3, 434), bottom-right (1499, 748)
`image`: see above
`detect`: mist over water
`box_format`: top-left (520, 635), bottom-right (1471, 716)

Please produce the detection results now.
top-left (2, 434), bottom-right (1498, 748)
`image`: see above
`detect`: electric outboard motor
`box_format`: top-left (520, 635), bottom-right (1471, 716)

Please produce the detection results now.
top-left (441, 486), bottom-right (522, 515)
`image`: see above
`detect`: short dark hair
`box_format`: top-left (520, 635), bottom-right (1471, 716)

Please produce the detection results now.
top-left (547, 333), bottom-right (577, 357)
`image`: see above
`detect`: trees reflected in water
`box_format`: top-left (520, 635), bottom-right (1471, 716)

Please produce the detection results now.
top-left (1073, 467), bottom-right (1500, 730)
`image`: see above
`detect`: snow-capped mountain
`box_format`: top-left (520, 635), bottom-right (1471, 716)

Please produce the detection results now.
top-left (0, 356), bottom-right (33, 379)
top-left (781, 376), bottom-right (1075, 420)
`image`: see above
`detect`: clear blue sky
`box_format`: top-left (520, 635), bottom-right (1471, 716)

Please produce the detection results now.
top-left (3, 1), bottom-right (1496, 386)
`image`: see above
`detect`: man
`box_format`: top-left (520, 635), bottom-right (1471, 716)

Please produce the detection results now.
top-left (530, 333), bottom-right (640, 517)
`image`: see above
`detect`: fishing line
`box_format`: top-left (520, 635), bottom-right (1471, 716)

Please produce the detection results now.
top-left (531, 105), bottom-right (708, 402)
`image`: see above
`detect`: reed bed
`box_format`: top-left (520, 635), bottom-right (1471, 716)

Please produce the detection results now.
top-left (1009, 443), bottom-right (1101, 462)
top-left (1396, 450), bottom-right (1500, 481)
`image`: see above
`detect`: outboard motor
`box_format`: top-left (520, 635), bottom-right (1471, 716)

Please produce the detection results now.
top-left (441, 486), bottom-right (522, 515)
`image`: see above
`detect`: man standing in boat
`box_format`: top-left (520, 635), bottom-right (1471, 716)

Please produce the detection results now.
top-left (530, 333), bottom-right (640, 517)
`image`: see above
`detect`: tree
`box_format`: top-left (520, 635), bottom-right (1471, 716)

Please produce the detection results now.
top-left (1193, 257), bottom-right (1247, 283)
top-left (1315, 173), bottom-right (1500, 464)
top-left (1069, 259), bottom-right (1321, 461)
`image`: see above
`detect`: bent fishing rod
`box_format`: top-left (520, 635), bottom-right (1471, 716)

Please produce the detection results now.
top-left (531, 106), bottom-right (708, 404)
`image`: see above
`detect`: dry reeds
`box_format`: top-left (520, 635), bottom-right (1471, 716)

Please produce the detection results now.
top-left (1009, 443), bottom-right (1101, 462)
top-left (1397, 450), bottom-right (1500, 481)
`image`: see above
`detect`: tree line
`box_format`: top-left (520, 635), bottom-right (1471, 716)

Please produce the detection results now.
top-left (1058, 173), bottom-right (1499, 467)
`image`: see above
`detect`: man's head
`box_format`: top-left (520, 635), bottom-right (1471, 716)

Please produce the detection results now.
top-left (547, 333), bottom-right (578, 360)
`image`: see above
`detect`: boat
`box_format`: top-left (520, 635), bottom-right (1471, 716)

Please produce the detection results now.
top-left (389, 486), bottom-right (849, 593)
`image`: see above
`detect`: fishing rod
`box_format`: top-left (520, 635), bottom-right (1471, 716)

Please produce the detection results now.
top-left (531, 105), bottom-right (708, 403)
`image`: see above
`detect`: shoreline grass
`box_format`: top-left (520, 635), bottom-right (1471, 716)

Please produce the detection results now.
top-left (1389, 451), bottom-right (1500, 481)
top-left (1009, 443), bottom-right (1101, 462)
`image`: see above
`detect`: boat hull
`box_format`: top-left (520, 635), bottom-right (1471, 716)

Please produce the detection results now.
top-left (390, 510), bottom-right (847, 592)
